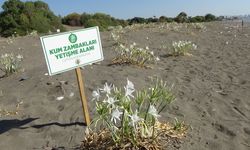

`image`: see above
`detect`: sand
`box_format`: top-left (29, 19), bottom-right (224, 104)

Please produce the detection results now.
top-left (0, 21), bottom-right (250, 150)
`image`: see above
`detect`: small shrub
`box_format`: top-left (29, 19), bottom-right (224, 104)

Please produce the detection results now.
top-left (112, 43), bottom-right (160, 68)
top-left (189, 16), bottom-right (205, 23)
top-left (172, 41), bottom-right (197, 56)
top-left (175, 12), bottom-right (188, 23)
top-left (205, 14), bottom-right (216, 22)
top-left (173, 118), bottom-right (186, 131)
top-left (159, 16), bottom-right (167, 22)
top-left (111, 32), bottom-right (120, 42)
top-left (189, 23), bottom-right (207, 31)
top-left (0, 53), bottom-right (23, 76)
top-left (62, 13), bottom-right (82, 26)
top-left (85, 18), bottom-right (103, 30)
top-left (128, 17), bottom-right (147, 25)
top-left (81, 79), bottom-right (184, 149)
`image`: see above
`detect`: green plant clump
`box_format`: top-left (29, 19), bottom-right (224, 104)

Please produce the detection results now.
top-left (172, 41), bottom-right (197, 56)
top-left (112, 43), bottom-right (160, 68)
top-left (82, 78), bottom-right (177, 149)
top-left (0, 53), bottom-right (23, 76)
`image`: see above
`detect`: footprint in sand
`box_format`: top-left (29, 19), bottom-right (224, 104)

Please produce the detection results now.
top-left (243, 128), bottom-right (250, 136)
top-left (57, 105), bottom-right (64, 112)
top-left (212, 123), bottom-right (236, 137)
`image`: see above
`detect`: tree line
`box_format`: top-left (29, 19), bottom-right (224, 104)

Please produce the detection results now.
top-left (0, 0), bottom-right (64, 37)
top-left (0, 0), bottom-right (219, 37)
top-left (62, 12), bottom-right (218, 27)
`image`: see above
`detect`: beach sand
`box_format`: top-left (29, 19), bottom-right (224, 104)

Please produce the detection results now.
top-left (0, 21), bottom-right (250, 150)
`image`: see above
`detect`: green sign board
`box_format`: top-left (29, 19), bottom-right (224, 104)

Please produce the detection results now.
top-left (40, 26), bottom-right (104, 75)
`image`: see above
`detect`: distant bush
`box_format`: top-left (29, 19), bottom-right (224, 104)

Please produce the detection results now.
top-left (116, 19), bottom-right (128, 27)
top-left (62, 12), bottom-right (127, 31)
top-left (91, 13), bottom-right (120, 31)
top-left (85, 18), bottom-right (102, 29)
top-left (159, 16), bottom-right (167, 22)
top-left (166, 17), bottom-right (174, 23)
top-left (62, 13), bottom-right (81, 26)
top-left (0, 0), bottom-right (64, 37)
top-left (146, 17), bottom-right (158, 23)
top-left (189, 16), bottom-right (205, 23)
top-left (128, 17), bottom-right (147, 25)
top-left (159, 16), bottom-right (174, 23)
top-left (175, 12), bottom-right (188, 23)
top-left (80, 12), bottom-right (93, 27)
top-left (205, 13), bottom-right (216, 22)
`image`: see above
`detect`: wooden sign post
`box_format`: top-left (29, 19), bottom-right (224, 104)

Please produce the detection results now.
top-left (75, 68), bottom-right (90, 126)
top-left (40, 27), bottom-right (103, 126)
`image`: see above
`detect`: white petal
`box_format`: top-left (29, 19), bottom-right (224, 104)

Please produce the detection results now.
top-left (69, 92), bottom-right (74, 97)
top-left (126, 79), bottom-right (134, 90)
top-left (56, 96), bottom-right (64, 101)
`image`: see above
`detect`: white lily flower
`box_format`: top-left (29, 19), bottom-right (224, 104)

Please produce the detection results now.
top-left (126, 78), bottom-right (134, 90)
top-left (69, 92), bottom-right (74, 97)
top-left (125, 87), bottom-right (134, 99)
top-left (156, 57), bottom-right (160, 61)
top-left (101, 82), bottom-right (112, 94)
top-left (130, 44), bottom-right (134, 49)
top-left (124, 79), bottom-right (135, 98)
top-left (56, 96), bottom-right (64, 101)
top-left (145, 46), bottom-right (149, 50)
top-left (148, 105), bottom-right (160, 119)
top-left (104, 96), bottom-right (118, 107)
top-left (111, 108), bottom-right (122, 124)
top-left (129, 110), bottom-right (143, 127)
top-left (16, 54), bottom-right (23, 60)
top-left (192, 44), bottom-right (197, 50)
top-left (119, 44), bottom-right (125, 49)
top-left (92, 89), bottom-right (100, 101)
top-left (150, 51), bottom-right (154, 55)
